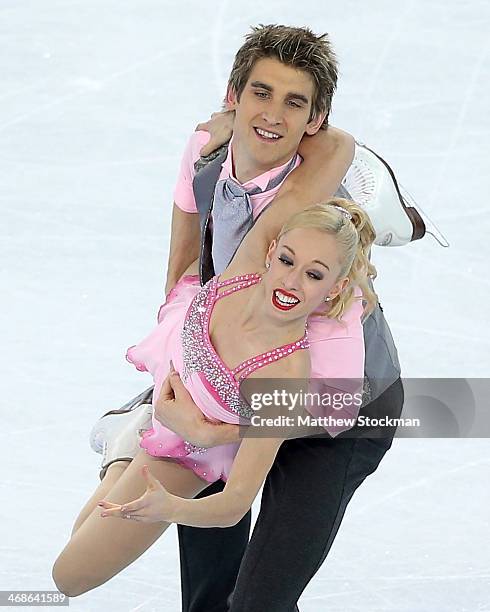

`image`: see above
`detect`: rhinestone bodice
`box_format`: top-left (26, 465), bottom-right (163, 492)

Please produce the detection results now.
top-left (180, 273), bottom-right (309, 420)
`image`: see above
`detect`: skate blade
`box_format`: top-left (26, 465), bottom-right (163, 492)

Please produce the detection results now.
top-left (400, 186), bottom-right (450, 247)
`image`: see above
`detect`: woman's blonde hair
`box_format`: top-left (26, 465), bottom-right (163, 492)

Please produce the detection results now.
top-left (277, 198), bottom-right (378, 320)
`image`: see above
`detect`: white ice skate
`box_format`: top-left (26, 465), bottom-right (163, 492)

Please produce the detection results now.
top-left (342, 142), bottom-right (450, 248)
top-left (89, 390), bottom-right (154, 480)
top-left (89, 386), bottom-right (154, 454)
top-left (97, 402), bottom-right (153, 480)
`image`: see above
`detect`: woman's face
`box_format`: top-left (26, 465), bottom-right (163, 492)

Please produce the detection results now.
top-left (262, 227), bottom-right (349, 322)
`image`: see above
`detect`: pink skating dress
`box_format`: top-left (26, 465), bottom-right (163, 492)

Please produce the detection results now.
top-left (126, 273), bottom-right (309, 483)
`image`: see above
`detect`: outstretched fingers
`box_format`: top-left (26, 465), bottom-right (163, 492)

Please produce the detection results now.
top-left (98, 466), bottom-right (158, 521)
top-left (98, 499), bottom-right (144, 520)
top-left (97, 500), bottom-right (146, 522)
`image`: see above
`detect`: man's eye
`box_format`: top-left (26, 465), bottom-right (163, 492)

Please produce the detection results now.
top-left (278, 256), bottom-right (292, 266)
top-left (288, 100), bottom-right (301, 108)
top-left (255, 91), bottom-right (269, 99)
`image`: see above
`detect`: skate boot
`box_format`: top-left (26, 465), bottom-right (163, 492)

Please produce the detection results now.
top-left (89, 386), bottom-right (154, 454)
top-left (342, 142), bottom-right (449, 247)
top-left (97, 402), bottom-right (154, 480)
top-left (89, 387), bottom-right (154, 480)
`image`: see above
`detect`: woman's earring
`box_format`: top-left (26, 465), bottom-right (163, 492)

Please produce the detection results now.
top-left (324, 296), bottom-right (332, 302)
top-left (265, 262), bottom-right (270, 269)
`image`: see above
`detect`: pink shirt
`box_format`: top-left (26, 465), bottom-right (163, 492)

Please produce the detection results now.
top-left (173, 131), bottom-right (302, 217)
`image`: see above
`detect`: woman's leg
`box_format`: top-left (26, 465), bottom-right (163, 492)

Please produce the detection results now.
top-left (52, 450), bottom-right (208, 597)
top-left (71, 460), bottom-right (131, 536)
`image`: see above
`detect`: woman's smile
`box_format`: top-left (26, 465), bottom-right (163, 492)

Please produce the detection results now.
top-left (271, 288), bottom-right (301, 311)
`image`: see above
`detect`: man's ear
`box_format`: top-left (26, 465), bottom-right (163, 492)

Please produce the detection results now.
top-left (226, 86), bottom-right (239, 111)
top-left (305, 112), bottom-right (326, 136)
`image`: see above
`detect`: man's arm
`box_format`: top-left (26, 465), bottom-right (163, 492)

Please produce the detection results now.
top-left (164, 204), bottom-right (201, 295)
top-left (154, 369), bottom-right (241, 448)
top-left (164, 130), bottom-right (214, 295)
top-left (155, 349), bottom-right (335, 448)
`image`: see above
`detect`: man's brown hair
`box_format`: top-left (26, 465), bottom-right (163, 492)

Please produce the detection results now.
top-left (228, 24), bottom-right (338, 129)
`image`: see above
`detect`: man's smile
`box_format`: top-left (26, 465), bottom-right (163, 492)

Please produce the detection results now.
top-left (253, 126), bottom-right (283, 142)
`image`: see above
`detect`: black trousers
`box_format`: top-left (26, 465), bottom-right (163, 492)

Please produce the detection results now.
top-left (178, 378), bottom-right (404, 612)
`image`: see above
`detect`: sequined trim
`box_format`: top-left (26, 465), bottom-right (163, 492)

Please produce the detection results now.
top-left (181, 273), bottom-right (309, 420)
top-left (183, 441), bottom-right (208, 455)
top-left (232, 335), bottom-right (309, 381)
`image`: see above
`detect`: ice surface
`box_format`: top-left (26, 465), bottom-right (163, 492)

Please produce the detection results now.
top-left (1, 1), bottom-right (489, 610)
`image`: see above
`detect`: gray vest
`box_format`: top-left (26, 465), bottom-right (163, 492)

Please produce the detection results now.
top-left (192, 145), bottom-right (401, 402)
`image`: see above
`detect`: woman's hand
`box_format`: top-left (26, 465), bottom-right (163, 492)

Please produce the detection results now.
top-left (155, 364), bottom-right (241, 447)
top-left (98, 465), bottom-right (176, 523)
top-left (196, 110), bottom-right (235, 156)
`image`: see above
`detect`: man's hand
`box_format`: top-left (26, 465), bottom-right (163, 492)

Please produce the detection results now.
top-left (196, 110), bottom-right (235, 156)
top-left (154, 364), bottom-right (241, 447)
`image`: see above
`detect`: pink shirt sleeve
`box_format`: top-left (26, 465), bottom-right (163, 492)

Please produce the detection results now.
top-left (307, 287), bottom-right (365, 380)
top-left (306, 291), bottom-right (365, 438)
top-left (173, 131), bottom-right (212, 213)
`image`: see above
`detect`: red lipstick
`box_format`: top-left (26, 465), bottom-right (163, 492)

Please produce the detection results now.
top-left (271, 288), bottom-right (300, 311)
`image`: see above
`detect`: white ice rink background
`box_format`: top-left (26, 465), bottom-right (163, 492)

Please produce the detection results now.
top-left (1, 1), bottom-right (489, 610)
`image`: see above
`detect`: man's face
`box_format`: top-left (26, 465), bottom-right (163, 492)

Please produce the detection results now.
top-left (228, 57), bottom-right (324, 176)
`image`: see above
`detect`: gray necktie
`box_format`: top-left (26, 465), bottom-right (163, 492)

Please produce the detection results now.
top-left (211, 155), bottom-right (298, 274)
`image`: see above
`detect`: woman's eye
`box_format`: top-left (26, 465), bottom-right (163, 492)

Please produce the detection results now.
top-left (278, 256), bottom-right (292, 266)
top-left (307, 272), bottom-right (322, 280)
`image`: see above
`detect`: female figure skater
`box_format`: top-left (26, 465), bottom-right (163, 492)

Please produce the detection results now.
top-left (52, 198), bottom-right (376, 597)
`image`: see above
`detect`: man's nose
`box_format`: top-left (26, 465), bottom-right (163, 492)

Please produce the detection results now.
top-left (262, 101), bottom-right (284, 126)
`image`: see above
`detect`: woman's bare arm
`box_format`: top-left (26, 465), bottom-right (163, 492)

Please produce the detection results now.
top-left (294, 126), bottom-right (355, 202)
top-left (167, 436), bottom-right (285, 527)
top-left (100, 436), bottom-right (285, 528)
top-left (194, 111), bottom-right (354, 274)
top-left (166, 357), bottom-right (310, 526)
top-left (228, 127), bottom-right (355, 273)
top-left (103, 359), bottom-right (310, 527)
